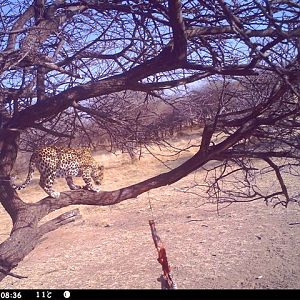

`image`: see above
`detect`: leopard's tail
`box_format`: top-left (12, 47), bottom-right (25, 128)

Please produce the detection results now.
top-left (11, 153), bottom-right (36, 191)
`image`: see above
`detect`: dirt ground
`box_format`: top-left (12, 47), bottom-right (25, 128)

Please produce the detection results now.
top-left (1, 136), bottom-right (300, 289)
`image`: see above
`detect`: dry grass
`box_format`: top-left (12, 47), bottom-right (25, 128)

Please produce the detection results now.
top-left (1, 133), bottom-right (300, 289)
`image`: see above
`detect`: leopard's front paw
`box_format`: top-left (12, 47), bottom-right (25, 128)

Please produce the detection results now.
top-left (93, 186), bottom-right (101, 193)
top-left (49, 191), bottom-right (61, 198)
top-left (83, 185), bottom-right (100, 193)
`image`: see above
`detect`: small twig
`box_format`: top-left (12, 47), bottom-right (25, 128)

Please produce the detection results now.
top-left (289, 222), bottom-right (300, 226)
top-left (186, 219), bottom-right (204, 223)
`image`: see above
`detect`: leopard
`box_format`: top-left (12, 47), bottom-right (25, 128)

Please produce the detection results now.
top-left (11, 146), bottom-right (104, 198)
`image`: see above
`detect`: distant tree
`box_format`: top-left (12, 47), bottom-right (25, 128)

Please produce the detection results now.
top-left (0, 0), bottom-right (299, 281)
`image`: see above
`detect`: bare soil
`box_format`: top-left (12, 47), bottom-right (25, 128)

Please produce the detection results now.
top-left (1, 137), bottom-right (300, 289)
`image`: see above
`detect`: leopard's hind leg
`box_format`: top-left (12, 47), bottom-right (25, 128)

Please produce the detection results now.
top-left (40, 172), bottom-right (60, 198)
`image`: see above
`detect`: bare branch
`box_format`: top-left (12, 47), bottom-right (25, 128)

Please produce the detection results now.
top-left (263, 157), bottom-right (290, 206)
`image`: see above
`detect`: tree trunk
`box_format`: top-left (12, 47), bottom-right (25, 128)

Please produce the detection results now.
top-left (0, 129), bottom-right (81, 281)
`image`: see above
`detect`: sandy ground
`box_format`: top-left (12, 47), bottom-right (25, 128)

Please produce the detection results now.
top-left (1, 136), bottom-right (300, 289)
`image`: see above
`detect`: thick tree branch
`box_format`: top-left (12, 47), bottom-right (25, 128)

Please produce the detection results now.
top-left (32, 124), bottom-right (74, 138)
top-left (5, 76), bottom-right (127, 129)
top-left (186, 26), bottom-right (300, 39)
top-left (168, 0), bottom-right (187, 60)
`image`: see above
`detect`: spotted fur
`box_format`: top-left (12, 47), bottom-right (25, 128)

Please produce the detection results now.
top-left (11, 146), bottom-right (104, 198)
